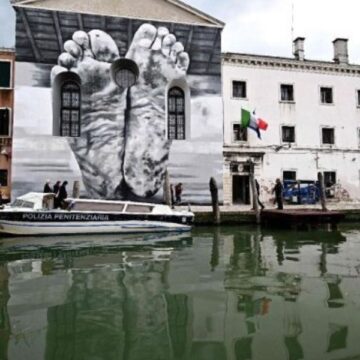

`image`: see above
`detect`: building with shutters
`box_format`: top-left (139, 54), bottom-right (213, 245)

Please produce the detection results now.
top-left (223, 38), bottom-right (360, 205)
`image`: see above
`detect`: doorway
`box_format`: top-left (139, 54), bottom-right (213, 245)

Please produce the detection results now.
top-left (233, 175), bottom-right (250, 204)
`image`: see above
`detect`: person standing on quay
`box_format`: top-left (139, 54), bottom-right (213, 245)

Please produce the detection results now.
top-left (272, 178), bottom-right (283, 210)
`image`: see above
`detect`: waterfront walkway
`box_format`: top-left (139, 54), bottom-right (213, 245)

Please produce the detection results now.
top-left (178, 201), bottom-right (360, 225)
top-left (180, 201), bottom-right (360, 213)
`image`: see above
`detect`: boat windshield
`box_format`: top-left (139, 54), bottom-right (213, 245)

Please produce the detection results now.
top-left (11, 199), bottom-right (35, 209)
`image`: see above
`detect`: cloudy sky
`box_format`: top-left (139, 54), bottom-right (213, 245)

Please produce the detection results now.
top-left (183, 0), bottom-right (360, 63)
top-left (1, 0), bottom-right (360, 63)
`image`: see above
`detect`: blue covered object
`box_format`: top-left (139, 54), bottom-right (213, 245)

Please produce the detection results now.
top-left (283, 180), bottom-right (320, 204)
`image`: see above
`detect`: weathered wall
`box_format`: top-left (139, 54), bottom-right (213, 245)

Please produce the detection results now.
top-left (223, 59), bottom-right (360, 204)
top-left (12, 9), bottom-right (223, 204)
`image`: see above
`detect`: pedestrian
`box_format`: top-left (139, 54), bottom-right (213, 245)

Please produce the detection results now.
top-left (43, 179), bottom-right (52, 193)
top-left (175, 183), bottom-right (183, 204)
top-left (58, 181), bottom-right (68, 208)
top-left (53, 180), bottom-right (61, 209)
top-left (255, 179), bottom-right (265, 210)
top-left (170, 184), bottom-right (175, 208)
top-left (272, 178), bottom-right (284, 210)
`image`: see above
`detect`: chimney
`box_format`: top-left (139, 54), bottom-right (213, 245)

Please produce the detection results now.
top-left (333, 38), bottom-right (348, 64)
top-left (293, 37), bottom-right (305, 61)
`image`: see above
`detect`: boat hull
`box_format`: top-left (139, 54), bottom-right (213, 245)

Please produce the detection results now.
top-left (0, 210), bottom-right (193, 235)
top-left (0, 220), bottom-right (191, 235)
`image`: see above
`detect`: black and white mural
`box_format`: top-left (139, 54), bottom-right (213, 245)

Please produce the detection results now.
top-left (13, 8), bottom-right (223, 203)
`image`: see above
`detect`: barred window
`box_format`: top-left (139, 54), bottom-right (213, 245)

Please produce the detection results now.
top-left (280, 84), bottom-right (294, 102)
top-left (61, 82), bottom-right (80, 137)
top-left (322, 128), bottom-right (335, 145)
top-left (320, 87), bottom-right (333, 104)
top-left (232, 81), bottom-right (247, 98)
top-left (233, 124), bottom-right (247, 141)
top-left (168, 87), bottom-right (185, 140)
top-left (282, 126), bottom-right (295, 143)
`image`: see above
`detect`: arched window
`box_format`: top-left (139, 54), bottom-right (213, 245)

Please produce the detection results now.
top-left (168, 87), bottom-right (185, 140)
top-left (61, 82), bottom-right (80, 137)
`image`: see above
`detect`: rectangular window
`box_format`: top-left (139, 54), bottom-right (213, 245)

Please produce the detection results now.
top-left (282, 126), bottom-right (295, 143)
top-left (280, 84), bottom-right (294, 102)
top-left (232, 81), bottom-right (247, 98)
top-left (320, 87), bottom-right (333, 104)
top-left (0, 108), bottom-right (10, 136)
top-left (324, 171), bottom-right (336, 198)
top-left (322, 128), bottom-right (335, 145)
top-left (0, 61), bottom-right (11, 88)
top-left (233, 124), bottom-right (247, 141)
top-left (0, 169), bottom-right (8, 187)
top-left (283, 171), bottom-right (296, 181)
top-left (324, 171), bottom-right (336, 186)
top-left (357, 90), bottom-right (360, 107)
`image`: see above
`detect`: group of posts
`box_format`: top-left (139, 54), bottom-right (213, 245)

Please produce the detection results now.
top-left (162, 165), bottom-right (329, 226)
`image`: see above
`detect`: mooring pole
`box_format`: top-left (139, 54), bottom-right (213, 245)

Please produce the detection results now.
top-left (72, 181), bottom-right (80, 199)
top-left (317, 172), bottom-right (328, 211)
top-left (210, 177), bottom-right (220, 225)
top-left (163, 169), bottom-right (171, 206)
top-left (248, 160), bottom-right (260, 224)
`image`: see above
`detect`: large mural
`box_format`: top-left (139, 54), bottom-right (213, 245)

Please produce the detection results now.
top-left (13, 7), bottom-right (223, 203)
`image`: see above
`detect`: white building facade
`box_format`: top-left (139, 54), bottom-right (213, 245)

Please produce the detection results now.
top-left (222, 38), bottom-right (360, 206)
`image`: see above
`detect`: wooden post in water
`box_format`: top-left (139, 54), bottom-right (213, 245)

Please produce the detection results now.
top-left (163, 169), bottom-right (171, 206)
top-left (72, 181), bottom-right (80, 198)
top-left (317, 172), bottom-right (328, 211)
top-left (248, 160), bottom-right (260, 224)
top-left (210, 177), bottom-right (220, 225)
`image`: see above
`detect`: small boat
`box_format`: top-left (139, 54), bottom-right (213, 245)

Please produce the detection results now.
top-left (0, 193), bottom-right (194, 236)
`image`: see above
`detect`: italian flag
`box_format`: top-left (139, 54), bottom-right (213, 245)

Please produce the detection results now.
top-left (241, 108), bottom-right (268, 139)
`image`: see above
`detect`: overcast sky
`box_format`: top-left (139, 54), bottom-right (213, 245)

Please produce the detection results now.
top-left (1, 0), bottom-right (360, 63)
top-left (183, 0), bottom-right (360, 63)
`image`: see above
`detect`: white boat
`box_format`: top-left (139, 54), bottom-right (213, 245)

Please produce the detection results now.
top-left (0, 193), bottom-right (194, 236)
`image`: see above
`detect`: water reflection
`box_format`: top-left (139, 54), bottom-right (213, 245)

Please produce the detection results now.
top-left (0, 226), bottom-right (360, 359)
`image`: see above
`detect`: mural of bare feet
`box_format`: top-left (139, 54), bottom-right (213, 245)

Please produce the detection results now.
top-left (51, 25), bottom-right (189, 199)
top-left (51, 30), bottom-right (126, 198)
top-left (124, 24), bottom-right (189, 198)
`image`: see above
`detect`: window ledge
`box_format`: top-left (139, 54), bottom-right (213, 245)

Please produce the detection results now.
top-left (279, 100), bottom-right (295, 104)
top-left (232, 141), bottom-right (248, 144)
top-left (281, 141), bottom-right (296, 145)
top-left (231, 97), bottom-right (248, 101)
top-left (320, 102), bottom-right (334, 106)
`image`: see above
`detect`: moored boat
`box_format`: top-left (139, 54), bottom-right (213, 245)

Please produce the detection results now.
top-left (0, 193), bottom-right (194, 235)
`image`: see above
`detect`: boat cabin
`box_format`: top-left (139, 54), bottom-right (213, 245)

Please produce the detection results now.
top-left (8, 193), bottom-right (174, 214)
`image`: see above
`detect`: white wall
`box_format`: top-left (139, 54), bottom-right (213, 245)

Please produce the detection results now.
top-left (223, 58), bottom-right (360, 203)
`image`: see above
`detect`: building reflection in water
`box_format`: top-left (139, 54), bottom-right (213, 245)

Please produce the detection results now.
top-left (0, 227), bottom-right (359, 360)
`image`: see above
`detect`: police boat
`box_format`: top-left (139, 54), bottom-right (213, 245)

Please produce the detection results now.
top-left (0, 193), bottom-right (194, 236)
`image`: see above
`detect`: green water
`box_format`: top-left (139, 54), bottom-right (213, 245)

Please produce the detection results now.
top-left (1, 226), bottom-right (360, 360)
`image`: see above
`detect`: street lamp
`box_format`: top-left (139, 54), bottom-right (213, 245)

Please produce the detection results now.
top-left (110, 58), bottom-right (139, 89)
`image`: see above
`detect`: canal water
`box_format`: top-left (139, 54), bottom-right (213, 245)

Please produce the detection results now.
top-left (1, 226), bottom-right (360, 360)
